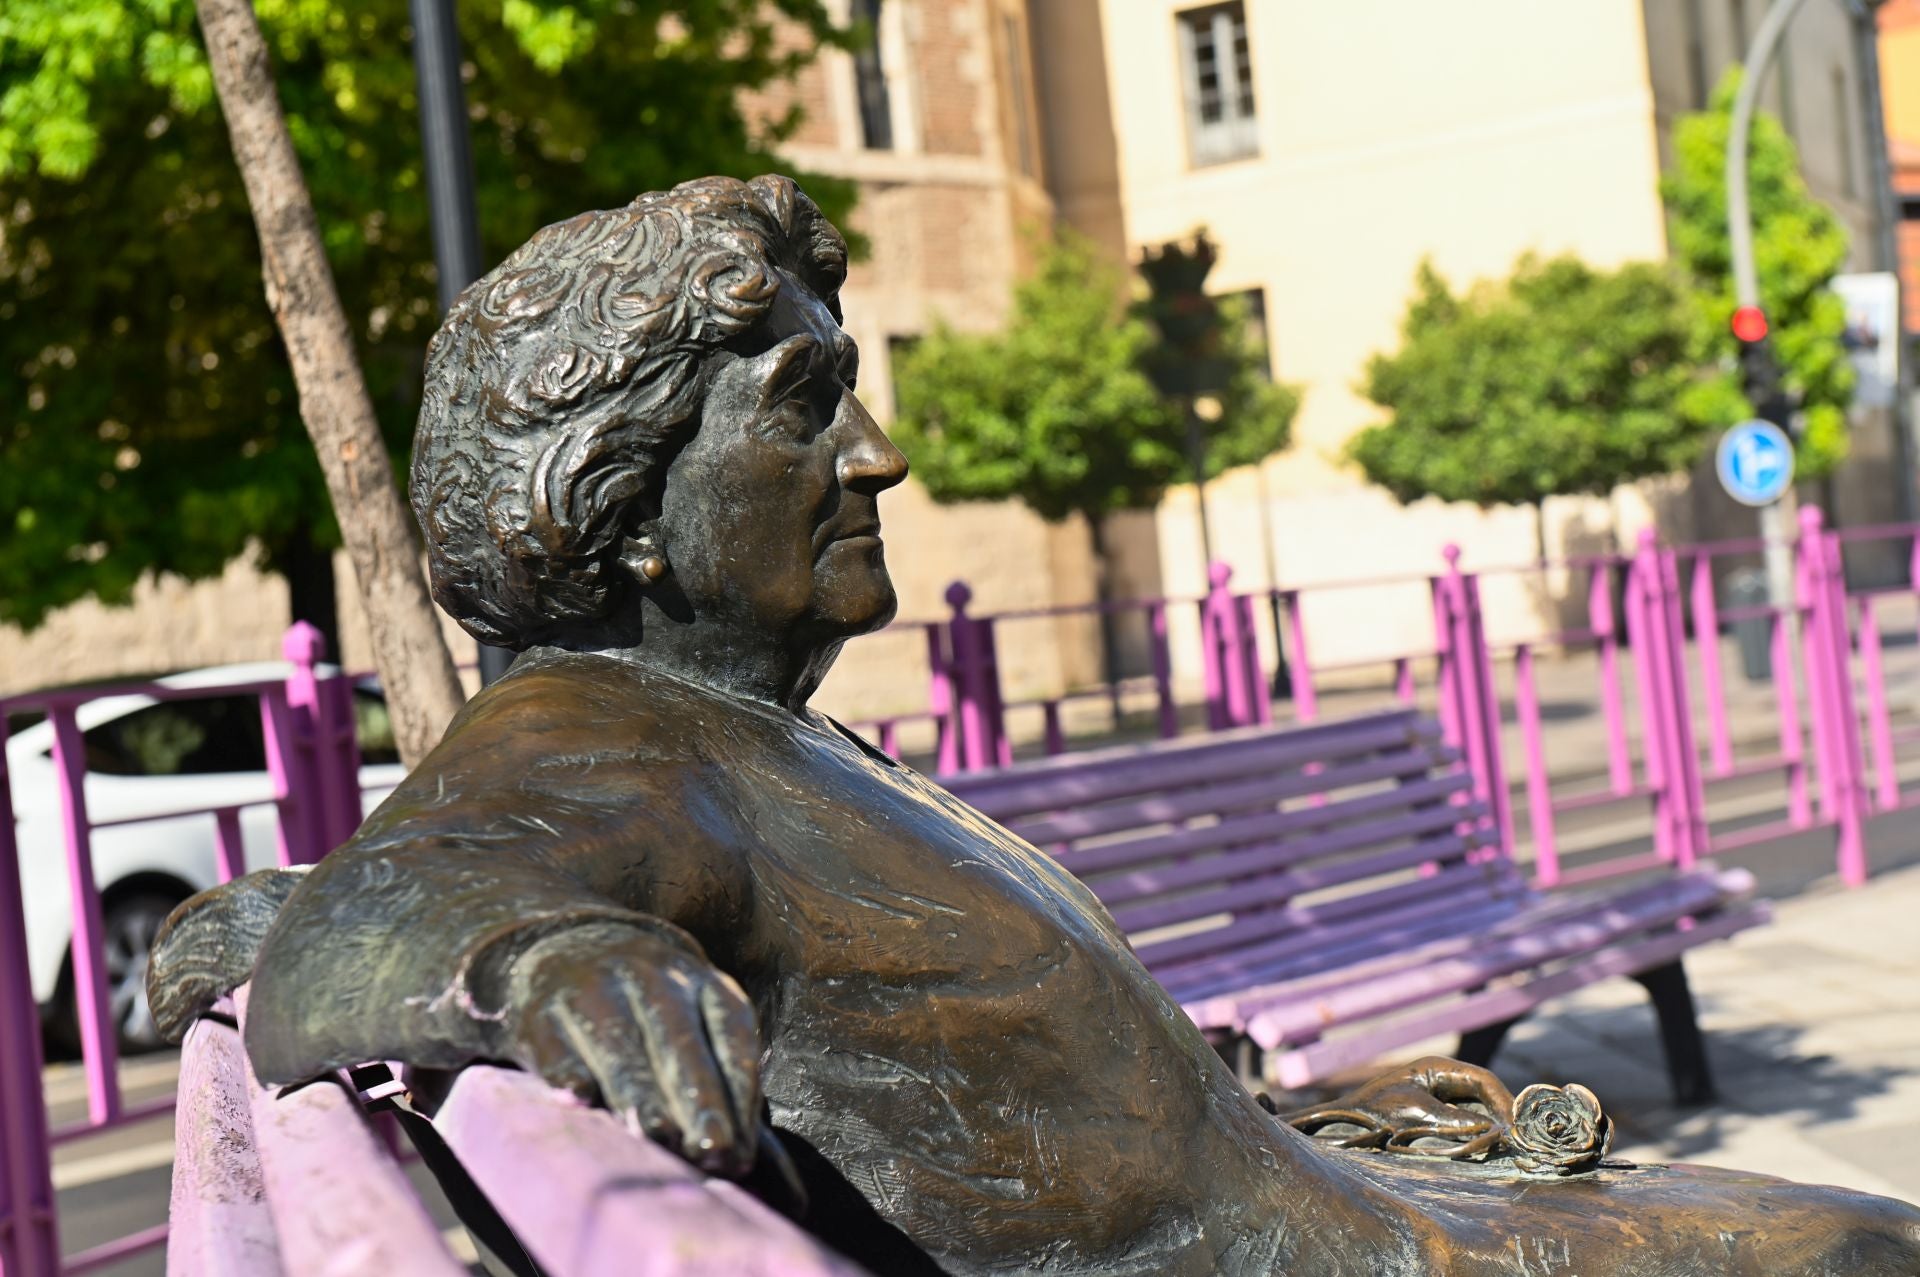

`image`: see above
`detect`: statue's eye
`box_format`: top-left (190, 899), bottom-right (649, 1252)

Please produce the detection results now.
top-left (765, 395), bottom-right (819, 441)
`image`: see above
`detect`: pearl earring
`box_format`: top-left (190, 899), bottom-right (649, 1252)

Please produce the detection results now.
top-left (638, 554), bottom-right (668, 583)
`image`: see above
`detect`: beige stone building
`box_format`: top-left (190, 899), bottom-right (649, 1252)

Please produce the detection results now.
top-left (3, 0), bottom-right (1903, 726)
top-left (1028, 0), bottom-right (1897, 669)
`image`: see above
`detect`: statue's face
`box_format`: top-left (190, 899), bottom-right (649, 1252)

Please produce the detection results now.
top-left (653, 274), bottom-right (908, 652)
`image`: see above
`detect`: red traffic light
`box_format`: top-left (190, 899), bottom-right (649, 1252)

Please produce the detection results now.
top-left (1731, 305), bottom-right (1769, 343)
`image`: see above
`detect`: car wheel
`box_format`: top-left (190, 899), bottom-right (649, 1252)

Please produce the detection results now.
top-left (49, 892), bottom-right (182, 1057)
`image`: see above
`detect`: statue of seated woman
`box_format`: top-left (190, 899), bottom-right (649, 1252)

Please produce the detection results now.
top-left (149, 175), bottom-right (1920, 1276)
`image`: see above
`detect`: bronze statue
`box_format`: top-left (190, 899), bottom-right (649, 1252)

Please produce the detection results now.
top-left (151, 176), bottom-right (1920, 1275)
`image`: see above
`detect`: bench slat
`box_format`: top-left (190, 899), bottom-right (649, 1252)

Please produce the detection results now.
top-left (1266, 903), bottom-right (1772, 1088)
top-left (1242, 871), bottom-right (1750, 1048)
top-left (1131, 859), bottom-right (1525, 969)
top-left (168, 1016), bottom-right (288, 1277)
top-left (235, 993), bottom-right (467, 1277)
top-left (1052, 770), bottom-right (1474, 878)
top-left (1111, 823), bottom-right (1485, 933)
top-left (950, 711), bottom-right (1431, 817)
top-left (1004, 745), bottom-right (1457, 847)
top-left (1165, 869), bottom-right (1730, 1008)
top-left (1087, 796), bottom-right (1483, 906)
top-left (434, 1066), bottom-right (870, 1277)
top-left (1164, 892), bottom-right (1528, 1006)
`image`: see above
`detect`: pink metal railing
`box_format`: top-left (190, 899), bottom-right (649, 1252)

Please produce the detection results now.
top-left (906, 506), bottom-right (1915, 895)
top-left (13, 507), bottom-right (1920, 1274)
top-left (0, 624), bottom-right (363, 1276)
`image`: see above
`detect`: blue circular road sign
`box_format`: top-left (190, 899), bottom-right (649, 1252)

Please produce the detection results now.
top-left (1716, 419), bottom-right (1795, 507)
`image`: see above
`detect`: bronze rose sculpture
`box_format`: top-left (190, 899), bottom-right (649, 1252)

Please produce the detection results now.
top-left (150, 175), bottom-right (1920, 1275)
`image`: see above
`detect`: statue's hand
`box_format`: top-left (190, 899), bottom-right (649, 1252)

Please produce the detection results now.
top-left (501, 920), bottom-right (763, 1177)
top-left (149, 867), bottom-right (309, 1043)
top-left (1279, 1055), bottom-right (1514, 1159)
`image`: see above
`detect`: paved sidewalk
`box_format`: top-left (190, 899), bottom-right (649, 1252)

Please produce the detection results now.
top-left (1460, 862), bottom-right (1920, 1204)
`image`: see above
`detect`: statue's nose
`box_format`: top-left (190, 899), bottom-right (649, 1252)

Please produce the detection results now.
top-left (837, 396), bottom-right (909, 493)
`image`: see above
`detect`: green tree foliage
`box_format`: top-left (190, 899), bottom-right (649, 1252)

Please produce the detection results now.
top-left (891, 233), bottom-right (1298, 528)
top-left (0, 0), bottom-right (855, 633)
top-left (1662, 70), bottom-right (1854, 476)
top-left (1350, 255), bottom-right (1702, 509)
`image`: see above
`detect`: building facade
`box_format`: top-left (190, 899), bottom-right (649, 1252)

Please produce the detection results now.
top-left (1027, 0), bottom-right (1897, 663)
top-left (3, 0), bottom-right (1904, 723)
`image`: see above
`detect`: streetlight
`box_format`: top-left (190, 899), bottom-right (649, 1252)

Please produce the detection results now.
top-left (1726, 0), bottom-right (1814, 610)
top-left (409, 0), bottom-right (512, 686)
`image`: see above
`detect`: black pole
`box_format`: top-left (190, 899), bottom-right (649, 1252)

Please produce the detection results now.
top-left (409, 0), bottom-right (512, 686)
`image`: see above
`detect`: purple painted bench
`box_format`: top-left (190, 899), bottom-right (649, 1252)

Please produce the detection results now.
top-left (944, 707), bottom-right (1771, 1103)
top-left (168, 991), bottom-right (872, 1277)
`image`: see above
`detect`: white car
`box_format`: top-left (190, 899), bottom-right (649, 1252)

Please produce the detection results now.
top-left (7, 662), bottom-right (406, 1053)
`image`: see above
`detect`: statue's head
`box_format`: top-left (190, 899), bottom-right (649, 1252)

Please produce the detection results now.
top-left (412, 175), bottom-right (907, 660)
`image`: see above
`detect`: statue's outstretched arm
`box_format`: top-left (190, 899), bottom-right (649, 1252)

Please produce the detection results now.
top-left (151, 819), bottom-right (763, 1175)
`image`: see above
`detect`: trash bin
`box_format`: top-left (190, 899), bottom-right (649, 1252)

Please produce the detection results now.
top-left (1728, 568), bottom-right (1772, 682)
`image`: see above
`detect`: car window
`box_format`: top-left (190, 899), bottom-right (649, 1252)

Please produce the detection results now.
top-left (83, 696), bottom-right (268, 776)
top-left (353, 688), bottom-right (401, 767)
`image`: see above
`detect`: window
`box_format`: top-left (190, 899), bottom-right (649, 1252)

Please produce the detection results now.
top-left (1002, 12), bottom-right (1037, 177)
top-left (82, 697), bottom-right (267, 777)
top-left (1176, 3), bottom-right (1258, 166)
top-left (352, 688), bottom-right (401, 767)
top-left (850, 0), bottom-right (894, 151)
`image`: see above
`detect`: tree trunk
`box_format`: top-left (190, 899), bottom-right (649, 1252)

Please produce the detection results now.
top-left (275, 527), bottom-right (341, 668)
top-left (194, 0), bottom-right (464, 767)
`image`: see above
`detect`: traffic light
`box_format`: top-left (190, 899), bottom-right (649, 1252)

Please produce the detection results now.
top-left (1138, 232), bottom-right (1231, 398)
top-left (1731, 306), bottom-right (1796, 433)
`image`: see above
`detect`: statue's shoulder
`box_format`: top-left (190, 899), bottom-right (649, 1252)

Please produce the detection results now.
top-left (447, 651), bottom-right (691, 751)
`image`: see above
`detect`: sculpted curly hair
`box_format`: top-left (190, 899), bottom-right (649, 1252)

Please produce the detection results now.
top-left (410, 174), bottom-right (849, 648)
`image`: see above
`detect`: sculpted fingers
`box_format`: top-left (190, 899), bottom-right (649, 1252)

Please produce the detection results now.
top-left (147, 868), bottom-right (308, 1042)
top-left (624, 966), bottom-right (749, 1173)
top-left (699, 970), bottom-right (764, 1157)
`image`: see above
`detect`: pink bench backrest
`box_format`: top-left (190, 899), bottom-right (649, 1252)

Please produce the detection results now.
top-left (169, 992), bottom-right (871, 1276)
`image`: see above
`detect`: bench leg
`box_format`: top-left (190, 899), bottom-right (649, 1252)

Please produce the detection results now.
top-left (1633, 958), bottom-right (1716, 1107)
top-left (1455, 1016), bottom-right (1522, 1068)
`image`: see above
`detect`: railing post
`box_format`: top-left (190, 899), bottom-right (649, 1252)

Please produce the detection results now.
top-left (1513, 644), bottom-right (1560, 884)
top-left (1236, 593), bottom-right (1274, 726)
top-left (1589, 560), bottom-right (1635, 796)
top-left (1431, 572), bottom-right (1461, 755)
top-left (925, 622), bottom-right (959, 776)
top-left (1436, 546), bottom-right (1511, 859)
top-left (259, 681), bottom-right (312, 867)
top-left (945, 583), bottom-right (1005, 772)
top-left (1656, 545), bottom-right (1710, 868)
top-left (1857, 596), bottom-right (1900, 811)
top-left (1690, 551), bottom-right (1734, 775)
top-left (1626, 532), bottom-right (1708, 869)
top-left (1279, 589), bottom-right (1317, 723)
top-left (283, 622), bottom-right (358, 859)
top-left (1772, 605), bottom-right (1813, 828)
top-left (1147, 601), bottom-right (1178, 740)
top-left (1799, 508), bottom-right (1870, 885)
top-left (47, 703), bottom-right (122, 1126)
top-left (0, 717), bottom-right (62, 1277)
top-left (1627, 537), bottom-right (1675, 861)
top-left (1200, 569), bottom-right (1229, 731)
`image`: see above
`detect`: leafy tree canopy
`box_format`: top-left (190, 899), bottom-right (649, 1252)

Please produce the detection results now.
top-left (891, 232), bottom-right (1298, 527)
top-left (1662, 70), bottom-right (1854, 476)
top-left (1352, 74), bottom-right (1856, 513)
top-left (0, 0), bottom-right (856, 631)
top-left (1350, 254), bottom-right (1701, 509)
